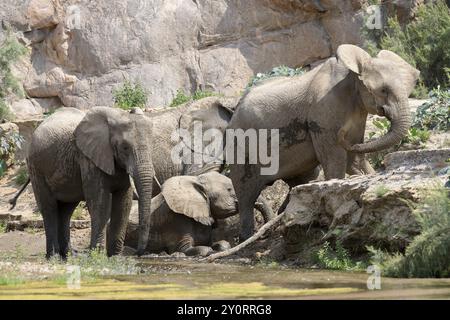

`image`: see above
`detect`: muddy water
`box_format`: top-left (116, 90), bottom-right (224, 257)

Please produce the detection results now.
top-left (1, 259), bottom-right (450, 299)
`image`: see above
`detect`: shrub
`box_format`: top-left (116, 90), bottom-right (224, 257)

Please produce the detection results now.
top-left (364, 1), bottom-right (450, 95)
top-left (314, 241), bottom-right (365, 271)
top-left (0, 221), bottom-right (6, 233)
top-left (169, 89), bottom-right (191, 107)
top-left (61, 248), bottom-right (140, 278)
top-left (169, 89), bottom-right (219, 108)
top-left (374, 184), bottom-right (390, 198)
top-left (113, 80), bottom-right (148, 110)
top-left (14, 165), bottom-right (28, 186)
top-left (247, 65), bottom-right (305, 88)
top-left (0, 31), bottom-right (28, 121)
top-left (367, 117), bottom-right (431, 169)
top-left (369, 184), bottom-right (450, 278)
top-left (413, 86), bottom-right (450, 131)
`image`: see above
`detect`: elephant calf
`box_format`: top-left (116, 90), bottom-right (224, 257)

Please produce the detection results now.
top-left (146, 171), bottom-right (238, 256)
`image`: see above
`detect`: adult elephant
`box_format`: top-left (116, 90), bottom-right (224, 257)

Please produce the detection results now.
top-left (27, 107), bottom-right (154, 258)
top-left (145, 97), bottom-right (275, 223)
top-left (228, 45), bottom-right (420, 241)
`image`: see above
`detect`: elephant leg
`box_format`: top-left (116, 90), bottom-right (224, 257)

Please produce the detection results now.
top-left (31, 177), bottom-right (59, 259)
top-left (81, 160), bottom-right (111, 251)
top-left (212, 240), bottom-right (231, 252)
top-left (230, 164), bottom-right (266, 242)
top-left (312, 134), bottom-right (347, 179)
top-left (107, 186), bottom-right (133, 256)
top-left (277, 168), bottom-right (321, 215)
top-left (347, 154), bottom-right (375, 175)
top-left (254, 196), bottom-right (274, 223)
top-left (57, 201), bottom-right (78, 259)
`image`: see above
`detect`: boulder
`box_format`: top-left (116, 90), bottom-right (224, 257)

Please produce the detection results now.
top-left (1, 0), bottom-right (366, 112)
top-left (282, 148), bottom-right (450, 256)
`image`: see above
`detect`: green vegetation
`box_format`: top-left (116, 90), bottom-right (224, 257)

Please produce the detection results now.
top-left (60, 248), bottom-right (140, 278)
top-left (169, 89), bottom-right (219, 108)
top-left (14, 165), bottom-right (28, 185)
top-left (413, 86), bottom-right (450, 132)
top-left (247, 65), bottom-right (305, 88)
top-left (369, 185), bottom-right (450, 278)
top-left (0, 129), bottom-right (24, 177)
top-left (314, 241), bottom-right (365, 271)
top-left (363, 0), bottom-right (450, 96)
top-left (0, 31), bottom-right (27, 121)
top-left (112, 80), bottom-right (148, 110)
top-left (373, 184), bottom-right (390, 198)
top-left (72, 202), bottom-right (87, 220)
top-left (367, 118), bottom-right (431, 169)
top-left (0, 221), bottom-right (6, 233)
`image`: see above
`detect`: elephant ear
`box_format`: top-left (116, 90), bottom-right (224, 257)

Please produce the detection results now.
top-left (180, 99), bottom-right (234, 133)
top-left (161, 176), bottom-right (214, 226)
top-left (376, 50), bottom-right (420, 95)
top-left (74, 107), bottom-right (118, 175)
top-left (336, 44), bottom-right (371, 75)
top-left (179, 98), bottom-right (235, 175)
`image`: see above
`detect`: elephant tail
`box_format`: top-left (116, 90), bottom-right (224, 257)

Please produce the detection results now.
top-left (9, 178), bottom-right (30, 210)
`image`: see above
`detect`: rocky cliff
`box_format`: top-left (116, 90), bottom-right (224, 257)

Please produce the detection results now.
top-left (1, 0), bottom-right (367, 118)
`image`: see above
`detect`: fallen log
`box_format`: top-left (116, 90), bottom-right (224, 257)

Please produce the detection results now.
top-left (204, 212), bottom-right (286, 262)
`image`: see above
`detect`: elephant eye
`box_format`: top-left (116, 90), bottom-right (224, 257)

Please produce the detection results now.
top-left (381, 87), bottom-right (388, 95)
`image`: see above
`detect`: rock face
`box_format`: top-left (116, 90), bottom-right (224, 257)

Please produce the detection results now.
top-left (282, 148), bottom-right (450, 256)
top-left (1, 0), bottom-right (366, 113)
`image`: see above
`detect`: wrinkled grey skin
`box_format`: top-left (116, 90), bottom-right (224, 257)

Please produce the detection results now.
top-left (147, 172), bottom-right (236, 256)
top-left (228, 45), bottom-right (420, 240)
top-left (146, 97), bottom-right (275, 223)
top-left (27, 107), bottom-right (154, 258)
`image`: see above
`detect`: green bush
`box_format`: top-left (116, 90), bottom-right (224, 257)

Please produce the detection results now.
top-left (314, 241), bottom-right (365, 271)
top-left (0, 32), bottom-right (28, 121)
top-left (247, 65), bottom-right (305, 88)
top-left (367, 117), bottom-right (431, 169)
top-left (413, 86), bottom-right (450, 131)
top-left (169, 89), bottom-right (219, 108)
top-left (14, 165), bottom-right (28, 185)
top-left (169, 89), bottom-right (191, 107)
top-left (364, 1), bottom-right (450, 95)
top-left (369, 184), bottom-right (450, 278)
top-left (113, 81), bottom-right (148, 110)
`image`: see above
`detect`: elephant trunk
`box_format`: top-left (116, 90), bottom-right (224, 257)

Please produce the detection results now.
top-left (351, 96), bottom-right (411, 153)
top-left (131, 151), bottom-right (154, 256)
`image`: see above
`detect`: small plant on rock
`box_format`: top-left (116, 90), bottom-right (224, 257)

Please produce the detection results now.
top-left (247, 65), bottom-right (305, 88)
top-left (113, 80), bottom-right (148, 110)
top-left (169, 89), bottom-right (219, 108)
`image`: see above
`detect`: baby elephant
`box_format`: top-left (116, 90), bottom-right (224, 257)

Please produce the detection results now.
top-left (147, 171), bottom-right (237, 256)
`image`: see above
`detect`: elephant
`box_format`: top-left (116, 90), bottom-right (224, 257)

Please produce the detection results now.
top-left (145, 96), bottom-right (275, 223)
top-left (227, 44), bottom-right (420, 240)
top-left (26, 106), bottom-right (155, 258)
top-left (146, 171), bottom-right (237, 256)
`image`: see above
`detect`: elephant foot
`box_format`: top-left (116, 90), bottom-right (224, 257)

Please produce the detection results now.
top-left (212, 240), bottom-right (231, 252)
top-left (185, 246), bottom-right (214, 257)
top-left (239, 230), bottom-right (253, 243)
top-left (170, 252), bottom-right (186, 258)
